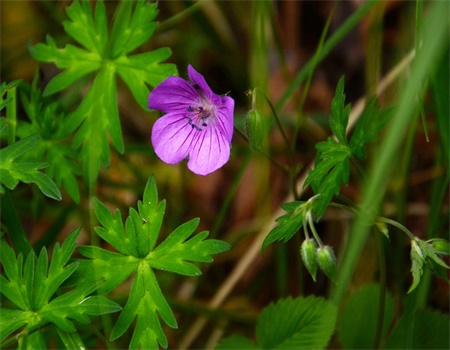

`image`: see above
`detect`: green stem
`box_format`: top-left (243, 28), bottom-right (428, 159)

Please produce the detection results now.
top-left (376, 217), bottom-right (414, 240)
top-left (1, 190), bottom-right (34, 256)
top-left (306, 212), bottom-right (324, 247)
top-left (374, 231), bottom-right (387, 349)
top-left (254, 88), bottom-right (300, 199)
top-left (6, 86), bottom-right (17, 145)
top-left (211, 151), bottom-right (252, 237)
top-left (275, 1), bottom-right (376, 112)
top-left (234, 126), bottom-right (289, 174)
top-left (157, 0), bottom-right (208, 32)
top-left (330, 0), bottom-right (448, 305)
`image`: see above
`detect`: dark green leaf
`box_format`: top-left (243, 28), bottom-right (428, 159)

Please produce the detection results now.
top-left (349, 98), bottom-right (387, 159)
top-left (329, 76), bottom-right (350, 144)
top-left (408, 239), bottom-right (424, 293)
top-left (110, 0), bottom-right (158, 58)
top-left (256, 296), bottom-right (337, 349)
top-left (338, 284), bottom-right (394, 349)
top-left (263, 202), bottom-right (305, 251)
top-left (0, 309), bottom-right (31, 342)
top-left (385, 308), bottom-right (450, 349)
top-left (110, 264), bottom-right (176, 349)
top-left (216, 336), bottom-right (260, 350)
top-left (149, 219), bottom-right (231, 276)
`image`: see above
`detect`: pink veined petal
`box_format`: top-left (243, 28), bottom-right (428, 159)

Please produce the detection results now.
top-left (187, 126), bottom-right (230, 175)
top-left (216, 95), bottom-right (235, 142)
top-left (151, 113), bottom-right (195, 164)
top-left (187, 65), bottom-right (219, 104)
top-left (148, 76), bottom-right (198, 113)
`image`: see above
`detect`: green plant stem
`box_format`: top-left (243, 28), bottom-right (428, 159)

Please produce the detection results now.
top-left (275, 0), bottom-right (376, 112)
top-left (374, 231), bottom-right (387, 349)
top-left (211, 151), bottom-right (252, 237)
top-left (6, 86), bottom-right (17, 145)
top-left (376, 217), bottom-right (414, 240)
top-left (234, 126), bottom-right (289, 174)
top-left (306, 212), bottom-right (324, 248)
top-left (330, 0), bottom-right (449, 305)
top-left (254, 88), bottom-right (300, 199)
top-left (1, 190), bottom-right (34, 256)
top-left (157, 0), bottom-right (208, 32)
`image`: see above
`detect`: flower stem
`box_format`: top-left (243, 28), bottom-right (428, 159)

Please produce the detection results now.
top-left (1, 190), bottom-right (34, 257)
top-left (306, 212), bottom-right (324, 248)
top-left (376, 216), bottom-right (415, 240)
top-left (374, 231), bottom-right (387, 349)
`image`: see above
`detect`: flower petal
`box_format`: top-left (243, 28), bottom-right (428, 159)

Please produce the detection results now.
top-left (151, 113), bottom-right (194, 164)
top-left (187, 126), bottom-right (230, 175)
top-left (187, 65), bottom-right (219, 105)
top-left (216, 95), bottom-right (235, 142)
top-left (148, 76), bottom-right (198, 113)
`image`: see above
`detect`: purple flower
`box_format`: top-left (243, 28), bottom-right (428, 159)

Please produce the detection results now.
top-left (148, 65), bottom-right (234, 175)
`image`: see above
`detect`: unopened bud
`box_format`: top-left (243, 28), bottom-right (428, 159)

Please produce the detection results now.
top-left (301, 239), bottom-right (318, 281)
top-left (317, 246), bottom-right (338, 283)
top-left (245, 109), bottom-right (266, 151)
top-left (428, 238), bottom-right (450, 256)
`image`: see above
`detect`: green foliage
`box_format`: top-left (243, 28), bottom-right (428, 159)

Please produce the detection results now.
top-left (305, 77), bottom-right (387, 219)
top-left (337, 284), bottom-right (394, 349)
top-left (18, 72), bottom-right (81, 202)
top-left (29, 0), bottom-right (177, 187)
top-left (408, 237), bottom-right (450, 293)
top-left (74, 176), bottom-right (231, 349)
top-left (0, 229), bottom-right (121, 347)
top-left (0, 133), bottom-right (61, 200)
top-left (0, 80), bottom-right (21, 111)
top-left (384, 308), bottom-right (450, 349)
top-left (216, 296), bottom-right (337, 350)
top-left (262, 201), bottom-right (305, 250)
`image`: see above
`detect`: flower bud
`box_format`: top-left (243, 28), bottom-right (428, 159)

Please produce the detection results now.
top-left (300, 239), bottom-right (318, 281)
top-left (245, 109), bottom-right (266, 151)
top-left (427, 238), bottom-right (450, 256)
top-left (317, 246), bottom-right (338, 283)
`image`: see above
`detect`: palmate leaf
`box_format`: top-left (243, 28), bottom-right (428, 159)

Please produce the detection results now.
top-left (216, 296), bottom-right (337, 350)
top-left (0, 133), bottom-right (61, 200)
top-left (75, 176), bottom-right (231, 349)
top-left (18, 73), bottom-right (81, 202)
top-left (29, 0), bottom-right (177, 187)
top-left (262, 201), bottom-right (305, 251)
top-left (0, 229), bottom-right (121, 346)
top-left (0, 80), bottom-right (21, 111)
top-left (304, 77), bottom-right (385, 219)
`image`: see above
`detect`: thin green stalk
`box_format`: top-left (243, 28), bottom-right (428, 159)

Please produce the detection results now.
top-left (157, 0), bottom-right (208, 32)
top-left (415, 0), bottom-right (430, 143)
top-left (377, 217), bottom-right (415, 240)
top-left (365, 0), bottom-right (385, 98)
top-left (6, 86), bottom-right (17, 145)
top-left (234, 126), bottom-right (289, 174)
top-left (275, 0), bottom-right (377, 112)
top-left (1, 190), bottom-right (34, 256)
top-left (211, 151), bottom-right (252, 237)
top-left (293, 1), bottom-right (336, 146)
top-left (374, 231), bottom-right (387, 349)
top-left (254, 88), bottom-right (299, 199)
top-left (330, 0), bottom-right (449, 305)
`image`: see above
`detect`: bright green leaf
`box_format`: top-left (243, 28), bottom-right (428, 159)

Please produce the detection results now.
top-left (29, 0), bottom-right (176, 186)
top-left (256, 296), bottom-right (337, 349)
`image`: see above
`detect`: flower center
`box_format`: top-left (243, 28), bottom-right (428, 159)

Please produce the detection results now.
top-left (185, 104), bottom-right (214, 132)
